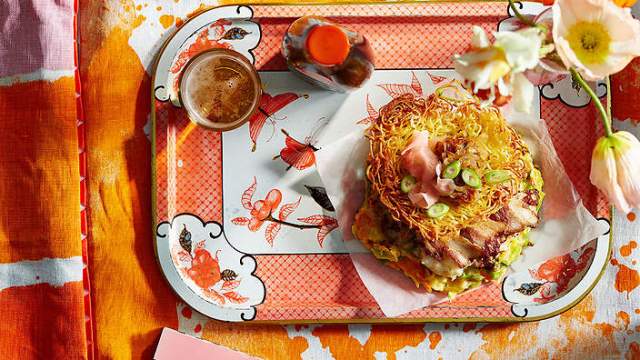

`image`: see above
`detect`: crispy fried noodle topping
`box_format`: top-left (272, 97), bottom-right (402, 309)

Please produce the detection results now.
top-left (353, 89), bottom-right (544, 296)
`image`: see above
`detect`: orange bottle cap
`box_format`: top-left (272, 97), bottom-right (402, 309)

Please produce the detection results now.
top-left (306, 25), bottom-right (350, 66)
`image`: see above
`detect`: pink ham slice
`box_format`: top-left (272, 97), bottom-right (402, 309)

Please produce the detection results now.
top-left (401, 131), bottom-right (442, 208)
top-left (434, 163), bottom-right (456, 195)
top-left (407, 189), bottom-right (439, 209)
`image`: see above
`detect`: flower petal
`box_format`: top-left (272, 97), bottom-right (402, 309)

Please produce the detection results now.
top-left (578, 0), bottom-right (605, 23)
top-left (265, 189), bottom-right (282, 209)
top-left (614, 132), bottom-right (640, 209)
top-left (604, 38), bottom-right (640, 71)
top-left (552, 0), bottom-right (578, 34)
top-left (616, 161), bottom-right (640, 210)
top-left (600, 5), bottom-right (638, 40)
top-left (590, 140), bottom-right (631, 213)
top-left (497, 77), bottom-right (510, 97)
top-left (554, 37), bottom-right (601, 81)
top-left (454, 49), bottom-right (509, 91)
top-left (455, 51), bottom-right (496, 91)
top-left (512, 73), bottom-right (534, 113)
top-left (471, 26), bottom-right (490, 48)
top-left (248, 217), bottom-right (264, 232)
top-left (501, 16), bottom-right (536, 32)
top-left (494, 28), bottom-right (542, 72)
top-left (524, 61), bottom-right (568, 86)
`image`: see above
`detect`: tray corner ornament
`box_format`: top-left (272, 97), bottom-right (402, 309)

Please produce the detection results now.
top-left (156, 213), bottom-right (266, 322)
top-left (153, 4), bottom-right (260, 105)
top-left (502, 218), bottom-right (611, 320)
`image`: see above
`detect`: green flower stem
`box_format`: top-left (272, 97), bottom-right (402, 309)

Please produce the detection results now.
top-left (606, 75), bottom-right (612, 123)
top-left (570, 68), bottom-right (613, 137)
top-left (508, 0), bottom-right (536, 27)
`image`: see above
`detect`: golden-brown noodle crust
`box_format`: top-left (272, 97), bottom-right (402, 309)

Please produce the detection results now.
top-left (365, 94), bottom-right (533, 257)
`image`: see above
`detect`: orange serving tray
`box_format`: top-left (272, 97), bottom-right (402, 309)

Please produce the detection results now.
top-left (151, 2), bottom-right (612, 323)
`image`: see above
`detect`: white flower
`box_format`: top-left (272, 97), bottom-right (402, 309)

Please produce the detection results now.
top-left (454, 27), bottom-right (510, 93)
top-left (454, 26), bottom-right (542, 113)
top-left (495, 28), bottom-right (542, 73)
top-left (590, 131), bottom-right (640, 214)
top-left (553, 0), bottom-right (640, 81)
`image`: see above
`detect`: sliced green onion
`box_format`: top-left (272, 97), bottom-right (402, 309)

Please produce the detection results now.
top-left (442, 160), bottom-right (462, 179)
top-left (427, 203), bottom-right (450, 218)
top-left (400, 175), bottom-right (417, 193)
top-left (461, 169), bottom-right (482, 188)
top-left (484, 170), bottom-right (511, 184)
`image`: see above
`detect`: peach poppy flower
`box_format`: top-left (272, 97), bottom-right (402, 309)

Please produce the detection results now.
top-left (552, 0), bottom-right (640, 81)
top-left (590, 131), bottom-right (640, 214)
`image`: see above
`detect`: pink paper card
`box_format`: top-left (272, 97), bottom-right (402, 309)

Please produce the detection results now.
top-left (154, 328), bottom-right (260, 360)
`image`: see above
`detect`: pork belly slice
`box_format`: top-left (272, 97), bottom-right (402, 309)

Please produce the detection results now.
top-left (505, 191), bottom-right (539, 228)
top-left (460, 192), bottom-right (539, 265)
top-left (420, 254), bottom-right (465, 278)
top-left (442, 236), bottom-right (482, 268)
top-left (421, 191), bottom-right (540, 276)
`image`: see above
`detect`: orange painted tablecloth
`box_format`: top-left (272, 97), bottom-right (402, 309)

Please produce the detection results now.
top-left (1, 1), bottom-right (640, 359)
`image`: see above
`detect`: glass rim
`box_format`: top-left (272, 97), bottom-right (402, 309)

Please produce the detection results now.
top-left (178, 48), bottom-right (262, 131)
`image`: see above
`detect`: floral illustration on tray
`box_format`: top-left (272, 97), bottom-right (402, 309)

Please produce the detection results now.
top-left (167, 17), bottom-right (258, 100)
top-left (172, 225), bottom-right (249, 306)
top-left (427, 71), bottom-right (448, 85)
top-left (517, 244), bottom-right (596, 304)
top-left (231, 177), bottom-right (338, 246)
top-left (357, 94), bottom-right (379, 125)
top-left (378, 70), bottom-right (424, 98)
top-left (357, 71), bottom-right (453, 125)
top-left (170, 19), bottom-right (233, 75)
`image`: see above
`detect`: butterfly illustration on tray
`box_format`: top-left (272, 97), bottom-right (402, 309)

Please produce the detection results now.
top-left (273, 116), bottom-right (328, 171)
top-left (248, 92), bottom-right (306, 151)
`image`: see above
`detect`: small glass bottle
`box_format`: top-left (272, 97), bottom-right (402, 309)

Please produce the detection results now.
top-left (282, 16), bottom-right (375, 92)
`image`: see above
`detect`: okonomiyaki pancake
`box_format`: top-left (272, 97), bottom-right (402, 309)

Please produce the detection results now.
top-left (353, 92), bottom-right (544, 296)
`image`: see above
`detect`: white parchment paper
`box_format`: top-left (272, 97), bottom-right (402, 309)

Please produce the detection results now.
top-left (315, 103), bottom-right (608, 317)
